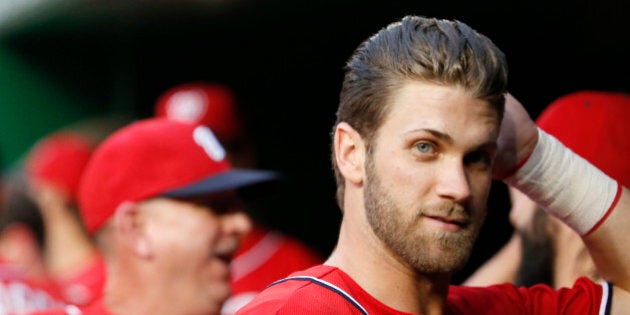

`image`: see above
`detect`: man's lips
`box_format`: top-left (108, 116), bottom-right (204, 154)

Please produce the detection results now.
top-left (215, 253), bottom-right (233, 264)
top-left (423, 214), bottom-right (468, 231)
top-left (213, 240), bottom-right (240, 264)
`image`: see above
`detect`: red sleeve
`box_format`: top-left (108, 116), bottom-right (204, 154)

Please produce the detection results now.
top-left (447, 277), bottom-right (608, 315)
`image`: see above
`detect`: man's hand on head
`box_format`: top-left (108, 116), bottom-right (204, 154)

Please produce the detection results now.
top-left (492, 93), bottom-right (539, 180)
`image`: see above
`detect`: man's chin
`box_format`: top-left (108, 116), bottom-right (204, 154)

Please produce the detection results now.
top-left (410, 245), bottom-right (472, 275)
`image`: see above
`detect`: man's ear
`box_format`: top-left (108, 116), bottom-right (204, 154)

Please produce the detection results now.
top-left (334, 122), bottom-right (365, 186)
top-left (113, 201), bottom-right (153, 259)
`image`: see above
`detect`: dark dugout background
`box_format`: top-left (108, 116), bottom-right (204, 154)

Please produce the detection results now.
top-left (0, 0), bottom-right (627, 284)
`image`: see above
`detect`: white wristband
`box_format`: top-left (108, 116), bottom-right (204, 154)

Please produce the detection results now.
top-left (504, 128), bottom-right (619, 235)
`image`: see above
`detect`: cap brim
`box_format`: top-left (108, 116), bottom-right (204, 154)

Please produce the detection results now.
top-left (161, 169), bottom-right (281, 198)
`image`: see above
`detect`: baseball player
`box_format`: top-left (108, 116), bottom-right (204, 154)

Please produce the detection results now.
top-left (0, 177), bottom-right (67, 313)
top-left (23, 132), bottom-right (105, 306)
top-left (17, 118), bottom-right (279, 315)
top-left (236, 16), bottom-right (630, 314)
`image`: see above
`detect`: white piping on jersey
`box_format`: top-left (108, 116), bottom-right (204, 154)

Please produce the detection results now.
top-left (274, 275), bottom-right (368, 314)
top-left (230, 231), bottom-right (284, 281)
top-left (0, 281), bottom-right (66, 313)
top-left (599, 281), bottom-right (611, 315)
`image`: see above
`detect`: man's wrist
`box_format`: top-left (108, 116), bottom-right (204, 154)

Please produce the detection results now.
top-left (504, 128), bottom-right (618, 235)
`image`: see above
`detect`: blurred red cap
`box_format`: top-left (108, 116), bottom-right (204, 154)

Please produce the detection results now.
top-left (154, 82), bottom-right (243, 143)
top-left (24, 132), bottom-right (94, 201)
top-left (78, 118), bottom-right (277, 234)
top-left (536, 90), bottom-right (630, 187)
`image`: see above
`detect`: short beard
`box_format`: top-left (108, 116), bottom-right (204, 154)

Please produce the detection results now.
top-left (363, 152), bottom-right (483, 275)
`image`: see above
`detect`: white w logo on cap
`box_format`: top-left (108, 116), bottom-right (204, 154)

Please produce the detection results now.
top-left (193, 126), bottom-right (226, 161)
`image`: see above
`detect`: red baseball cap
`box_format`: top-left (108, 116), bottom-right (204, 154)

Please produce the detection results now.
top-left (77, 118), bottom-right (278, 234)
top-left (24, 132), bottom-right (94, 201)
top-left (536, 90), bottom-right (630, 187)
top-left (154, 82), bottom-right (243, 143)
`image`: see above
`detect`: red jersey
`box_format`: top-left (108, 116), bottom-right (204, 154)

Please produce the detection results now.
top-left (221, 225), bottom-right (323, 314)
top-left (0, 262), bottom-right (66, 314)
top-left (10, 254), bottom-right (108, 315)
top-left (13, 299), bottom-right (113, 315)
top-left (236, 265), bottom-right (611, 315)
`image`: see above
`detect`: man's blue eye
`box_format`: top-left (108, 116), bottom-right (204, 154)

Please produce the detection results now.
top-left (416, 142), bottom-right (433, 153)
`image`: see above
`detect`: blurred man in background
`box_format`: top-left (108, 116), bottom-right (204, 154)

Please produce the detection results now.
top-left (22, 117), bottom-right (279, 315)
top-left (0, 149), bottom-right (67, 313)
top-left (155, 82), bottom-right (323, 314)
top-left (22, 132), bottom-right (105, 305)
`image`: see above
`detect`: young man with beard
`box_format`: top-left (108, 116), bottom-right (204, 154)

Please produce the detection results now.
top-left (236, 15), bottom-right (629, 314)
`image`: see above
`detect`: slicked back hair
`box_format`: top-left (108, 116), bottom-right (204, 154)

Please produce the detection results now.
top-left (331, 15), bottom-right (508, 209)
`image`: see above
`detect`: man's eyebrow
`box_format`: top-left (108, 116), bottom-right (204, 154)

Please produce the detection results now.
top-left (409, 128), bottom-right (453, 143)
top-left (409, 128), bottom-right (498, 151)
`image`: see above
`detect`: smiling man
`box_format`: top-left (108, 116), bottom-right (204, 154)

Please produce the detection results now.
top-left (236, 15), bottom-right (630, 315)
top-left (20, 118), bottom-right (279, 315)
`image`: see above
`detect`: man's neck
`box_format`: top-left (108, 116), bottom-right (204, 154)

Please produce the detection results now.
top-left (326, 216), bottom-right (451, 315)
